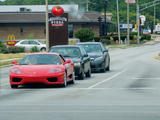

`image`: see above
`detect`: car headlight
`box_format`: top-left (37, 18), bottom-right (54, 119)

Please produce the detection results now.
top-left (74, 62), bottom-right (81, 66)
top-left (10, 68), bottom-right (21, 74)
top-left (49, 68), bottom-right (62, 73)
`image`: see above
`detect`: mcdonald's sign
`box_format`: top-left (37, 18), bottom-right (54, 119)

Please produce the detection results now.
top-left (6, 34), bottom-right (16, 46)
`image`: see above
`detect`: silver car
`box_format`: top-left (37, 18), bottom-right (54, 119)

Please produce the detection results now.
top-left (15, 40), bottom-right (46, 51)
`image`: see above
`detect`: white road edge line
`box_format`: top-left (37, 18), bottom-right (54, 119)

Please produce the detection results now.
top-left (87, 69), bottom-right (126, 89)
top-left (132, 78), bottom-right (160, 80)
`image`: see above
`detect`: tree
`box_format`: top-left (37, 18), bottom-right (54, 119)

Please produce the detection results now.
top-left (75, 28), bottom-right (94, 42)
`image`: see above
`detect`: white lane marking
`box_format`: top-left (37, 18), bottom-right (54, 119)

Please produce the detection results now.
top-left (132, 78), bottom-right (160, 80)
top-left (87, 69), bottom-right (126, 89)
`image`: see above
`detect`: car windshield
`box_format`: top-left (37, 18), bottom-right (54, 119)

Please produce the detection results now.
top-left (50, 47), bottom-right (81, 58)
top-left (19, 54), bottom-right (61, 65)
top-left (79, 44), bottom-right (102, 53)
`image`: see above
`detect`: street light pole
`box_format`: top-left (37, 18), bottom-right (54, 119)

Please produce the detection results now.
top-left (45, 0), bottom-right (49, 51)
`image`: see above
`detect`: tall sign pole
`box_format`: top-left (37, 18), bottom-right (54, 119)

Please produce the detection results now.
top-left (127, 1), bottom-right (130, 44)
top-left (117, 0), bottom-right (121, 44)
top-left (45, 0), bottom-right (49, 51)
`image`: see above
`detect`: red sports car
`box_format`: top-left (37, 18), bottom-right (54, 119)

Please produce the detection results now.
top-left (10, 53), bottom-right (74, 88)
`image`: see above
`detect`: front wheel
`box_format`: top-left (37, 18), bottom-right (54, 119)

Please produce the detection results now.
top-left (78, 68), bottom-right (85, 80)
top-left (86, 68), bottom-right (91, 77)
top-left (11, 85), bottom-right (18, 89)
top-left (70, 72), bottom-right (75, 84)
top-left (61, 73), bottom-right (67, 87)
top-left (40, 47), bottom-right (46, 52)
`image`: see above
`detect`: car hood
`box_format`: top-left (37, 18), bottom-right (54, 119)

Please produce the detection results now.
top-left (64, 57), bottom-right (81, 63)
top-left (11, 65), bottom-right (64, 75)
top-left (87, 52), bottom-right (103, 58)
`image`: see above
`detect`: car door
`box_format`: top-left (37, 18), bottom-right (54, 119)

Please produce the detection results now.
top-left (29, 40), bottom-right (41, 50)
top-left (19, 40), bottom-right (30, 50)
top-left (60, 55), bottom-right (73, 80)
top-left (80, 48), bottom-right (90, 73)
top-left (101, 43), bottom-right (109, 67)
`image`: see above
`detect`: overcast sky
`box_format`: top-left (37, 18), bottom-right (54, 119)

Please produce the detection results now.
top-left (0, 0), bottom-right (5, 1)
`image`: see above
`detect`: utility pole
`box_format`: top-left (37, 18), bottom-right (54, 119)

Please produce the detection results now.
top-left (116, 0), bottom-right (121, 44)
top-left (86, 0), bottom-right (89, 12)
top-left (104, 0), bottom-right (107, 36)
top-left (137, 4), bottom-right (140, 44)
top-left (45, 0), bottom-right (49, 51)
top-left (154, 0), bottom-right (156, 29)
top-left (136, 0), bottom-right (140, 44)
top-left (127, 1), bottom-right (130, 44)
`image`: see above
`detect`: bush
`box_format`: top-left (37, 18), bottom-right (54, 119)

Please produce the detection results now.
top-left (0, 46), bottom-right (25, 54)
top-left (75, 28), bottom-right (94, 42)
top-left (31, 46), bottom-right (40, 52)
top-left (0, 41), bottom-right (6, 48)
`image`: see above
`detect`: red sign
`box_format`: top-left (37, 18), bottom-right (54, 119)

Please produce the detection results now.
top-left (52, 6), bottom-right (64, 16)
top-left (6, 34), bottom-right (16, 46)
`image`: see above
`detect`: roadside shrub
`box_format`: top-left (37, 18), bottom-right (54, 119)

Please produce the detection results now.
top-left (75, 28), bottom-right (94, 42)
top-left (31, 46), bottom-right (40, 52)
top-left (0, 41), bottom-right (6, 48)
top-left (0, 46), bottom-right (25, 54)
top-left (93, 37), bottom-right (101, 42)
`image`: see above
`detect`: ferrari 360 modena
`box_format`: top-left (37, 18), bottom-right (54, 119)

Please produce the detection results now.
top-left (10, 53), bottom-right (74, 88)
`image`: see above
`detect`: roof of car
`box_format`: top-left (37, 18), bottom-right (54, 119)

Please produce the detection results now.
top-left (77, 42), bottom-right (102, 45)
top-left (50, 45), bottom-right (80, 48)
top-left (27, 52), bottom-right (60, 56)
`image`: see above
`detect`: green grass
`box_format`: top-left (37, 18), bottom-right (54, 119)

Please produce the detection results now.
top-left (0, 59), bottom-right (21, 67)
top-left (0, 53), bottom-right (26, 60)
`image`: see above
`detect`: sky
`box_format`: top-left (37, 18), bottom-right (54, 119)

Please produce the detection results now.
top-left (0, 0), bottom-right (5, 1)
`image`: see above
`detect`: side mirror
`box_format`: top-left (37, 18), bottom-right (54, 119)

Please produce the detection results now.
top-left (64, 59), bottom-right (71, 64)
top-left (12, 60), bottom-right (18, 65)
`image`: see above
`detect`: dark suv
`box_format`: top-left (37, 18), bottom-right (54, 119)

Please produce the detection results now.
top-left (49, 45), bottom-right (91, 80)
top-left (77, 42), bottom-right (110, 72)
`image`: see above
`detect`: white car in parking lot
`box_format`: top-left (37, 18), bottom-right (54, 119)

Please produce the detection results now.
top-left (15, 40), bottom-right (46, 51)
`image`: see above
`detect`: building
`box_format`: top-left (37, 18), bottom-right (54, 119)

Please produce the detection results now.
top-left (0, 5), bottom-right (113, 41)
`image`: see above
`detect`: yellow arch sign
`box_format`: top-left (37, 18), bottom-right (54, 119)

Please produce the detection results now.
top-left (6, 34), bottom-right (16, 46)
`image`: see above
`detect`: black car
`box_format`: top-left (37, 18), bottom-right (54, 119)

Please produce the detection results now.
top-left (77, 42), bottom-right (110, 72)
top-left (49, 45), bottom-right (91, 80)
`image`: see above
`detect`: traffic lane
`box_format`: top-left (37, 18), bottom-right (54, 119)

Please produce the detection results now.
top-left (0, 105), bottom-right (160, 120)
top-left (0, 44), bottom-right (160, 120)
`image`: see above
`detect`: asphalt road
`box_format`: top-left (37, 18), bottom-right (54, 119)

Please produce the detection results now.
top-left (0, 43), bottom-right (160, 120)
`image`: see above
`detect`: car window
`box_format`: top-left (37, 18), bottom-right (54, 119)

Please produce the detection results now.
top-left (79, 44), bottom-right (102, 53)
top-left (29, 41), bottom-right (39, 45)
top-left (20, 41), bottom-right (29, 45)
top-left (19, 54), bottom-right (62, 65)
top-left (50, 47), bottom-right (81, 58)
top-left (80, 47), bottom-right (87, 56)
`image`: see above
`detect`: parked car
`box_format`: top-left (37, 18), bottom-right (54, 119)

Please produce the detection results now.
top-left (49, 45), bottom-right (91, 80)
top-left (77, 42), bottom-right (110, 72)
top-left (10, 53), bottom-right (74, 88)
top-left (15, 40), bottom-right (46, 51)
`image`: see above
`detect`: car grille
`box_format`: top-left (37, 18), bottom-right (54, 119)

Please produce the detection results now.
top-left (47, 77), bottom-right (58, 82)
top-left (12, 78), bottom-right (22, 82)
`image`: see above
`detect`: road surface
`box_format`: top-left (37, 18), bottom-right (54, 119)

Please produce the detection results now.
top-left (0, 43), bottom-right (160, 120)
